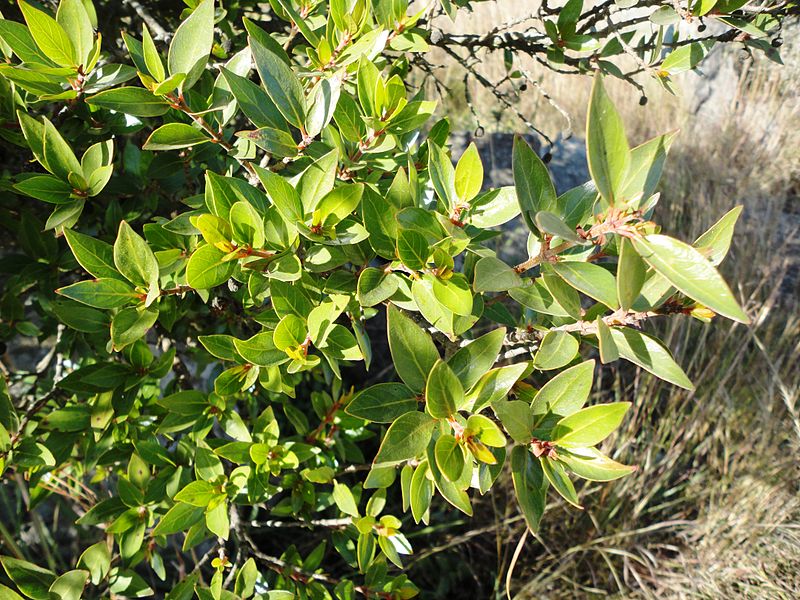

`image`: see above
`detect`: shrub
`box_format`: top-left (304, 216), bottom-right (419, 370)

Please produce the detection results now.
top-left (0, 1), bottom-right (788, 599)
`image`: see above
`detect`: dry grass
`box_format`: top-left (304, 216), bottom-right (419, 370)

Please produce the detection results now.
top-left (409, 7), bottom-right (800, 599)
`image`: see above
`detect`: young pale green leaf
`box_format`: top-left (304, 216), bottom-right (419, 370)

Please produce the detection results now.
top-left (541, 456), bottom-right (582, 508)
top-left (446, 327), bottom-right (505, 390)
top-left (466, 414), bottom-right (506, 447)
top-left (534, 330), bottom-right (579, 371)
top-left (559, 447), bottom-right (636, 482)
top-left (431, 273), bottom-right (473, 317)
top-left (373, 411), bottom-right (437, 467)
top-left (513, 135), bottom-right (556, 234)
top-left (111, 307), bottom-right (158, 351)
top-left (114, 221), bottom-right (159, 290)
top-left (332, 482), bottom-right (359, 517)
top-left (346, 383), bottom-right (418, 423)
top-left (511, 446), bottom-right (547, 533)
top-left (56, 0), bottom-right (93, 66)
top-left (249, 33), bottom-right (306, 129)
top-left (87, 87), bottom-right (171, 117)
top-left (425, 359), bottom-right (464, 419)
top-left (693, 205), bottom-right (743, 266)
top-left (167, 0), bottom-right (214, 89)
top-left (586, 73), bottom-right (629, 205)
top-left (609, 327), bottom-right (693, 390)
top-left (530, 360), bottom-right (595, 419)
top-left (552, 261), bottom-right (619, 309)
top-left (632, 234), bottom-right (749, 323)
top-left (617, 237), bottom-right (647, 311)
top-left (57, 279), bottom-right (137, 309)
top-left (141, 24), bottom-right (165, 81)
top-left (454, 142), bottom-right (483, 202)
top-left (143, 123), bottom-right (209, 151)
top-left (186, 244), bottom-right (235, 290)
top-left (552, 402), bottom-right (630, 447)
top-left (273, 314), bottom-right (306, 351)
top-left (387, 305), bottom-right (439, 393)
top-left (434, 434), bottom-right (466, 482)
top-left (19, 0), bottom-right (76, 67)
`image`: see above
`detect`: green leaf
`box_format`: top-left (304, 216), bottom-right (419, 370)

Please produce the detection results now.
top-left (175, 481), bottom-right (217, 507)
top-left (425, 359), bottom-right (464, 419)
top-left (425, 441), bottom-right (473, 515)
top-left (447, 327), bottom-right (505, 390)
top-left (254, 166), bottom-right (304, 223)
top-left (0, 20), bottom-right (51, 65)
top-left (454, 142), bottom-right (483, 202)
top-left (313, 184), bottom-right (364, 228)
top-left (693, 205), bottom-right (742, 266)
top-left (428, 142), bottom-right (457, 209)
top-left (14, 175), bottom-right (73, 204)
top-left (357, 268), bottom-right (400, 307)
top-left (632, 234), bottom-right (748, 323)
top-left (534, 211), bottom-right (586, 243)
top-left (410, 462), bottom-right (434, 523)
top-left (534, 330), bottom-right (578, 371)
top-left (143, 123), bottom-right (209, 151)
top-left (19, 0), bottom-right (76, 67)
top-left (219, 67), bottom-right (288, 131)
top-left (435, 434), bottom-right (466, 482)
top-left (513, 135), bottom-right (556, 233)
top-left (249, 33), bottom-right (306, 129)
top-left (17, 111), bottom-right (82, 183)
top-left (273, 314), bottom-right (306, 351)
top-left (141, 24), bottom-right (165, 81)
top-left (346, 383), bottom-right (418, 423)
top-left (552, 402), bottom-right (630, 447)
top-left (186, 244), bottom-right (235, 289)
top-left (229, 200), bottom-right (265, 248)
top-left (234, 558), bottom-right (258, 599)
top-left (57, 278), bottom-right (137, 309)
top-left (609, 327), bottom-right (694, 390)
top-left (49, 570), bottom-right (89, 600)
top-left (492, 400), bottom-right (533, 444)
top-left (541, 456), bottom-right (582, 508)
top-left (660, 39), bottom-right (715, 75)
top-left (431, 273), bottom-right (473, 317)
top-left (111, 307), bottom-right (158, 350)
top-left (332, 482), bottom-right (359, 517)
top-left (473, 255), bottom-right (522, 292)
top-left (205, 500), bottom-right (229, 540)
top-left (373, 411), bottom-right (437, 467)
top-left (387, 305), bottom-right (439, 393)
top-left (238, 127), bottom-right (297, 158)
top-left (77, 542), bottom-right (111, 586)
top-left (530, 360), bottom-right (595, 419)
top-left (620, 131), bottom-right (677, 204)
top-left (0, 556), bottom-right (56, 600)
top-left (114, 221), bottom-right (159, 290)
top-left (467, 362), bottom-right (529, 413)
top-left (511, 446), bottom-right (547, 533)
top-left (586, 73), bottom-right (629, 205)
top-left (468, 187), bottom-right (520, 228)
top-left (233, 332), bottom-right (287, 367)
top-left (396, 230), bottom-right (429, 271)
top-left (552, 261), bottom-right (619, 309)
top-left (167, 0), bottom-right (214, 90)
top-left (559, 447), bottom-right (635, 481)
top-left (595, 317), bottom-right (619, 364)
top-left (616, 237), bottom-right (646, 311)
top-left (56, 0), bottom-right (93, 65)
top-left (87, 87), bottom-right (171, 117)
